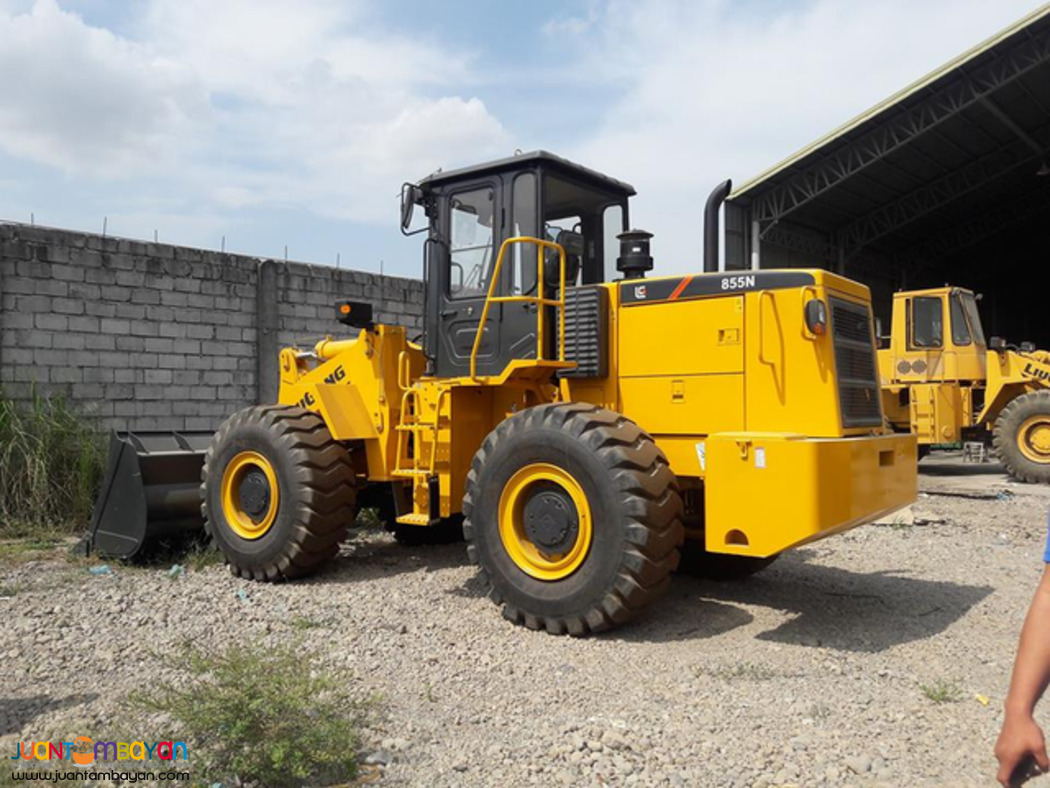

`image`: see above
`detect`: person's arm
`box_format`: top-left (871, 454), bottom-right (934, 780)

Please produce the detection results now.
top-left (996, 566), bottom-right (1050, 786)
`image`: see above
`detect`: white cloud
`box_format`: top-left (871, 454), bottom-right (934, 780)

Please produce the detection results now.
top-left (565, 0), bottom-right (1044, 272)
top-left (0, 0), bottom-right (510, 227)
top-left (132, 0), bottom-right (510, 224)
top-left (1, 0), bottom-right (1043, 270)
top-left (0, 0), bottom-right (208, 176)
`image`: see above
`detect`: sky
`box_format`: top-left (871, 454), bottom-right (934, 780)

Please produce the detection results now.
top-left (0, 0), bottom-right (1044, 278)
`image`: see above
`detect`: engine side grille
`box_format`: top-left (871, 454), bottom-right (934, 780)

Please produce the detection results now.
top-left (830, 297), bottom-right (882, 428)
top-left (559, 285), bottom-right (608, 378)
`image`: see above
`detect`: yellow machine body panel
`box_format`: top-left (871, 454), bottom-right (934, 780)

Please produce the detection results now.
top-left (277, 325), bottom-right (426, 481)
top-left (563, 268), bottom-right (915, 555)
top-left (277, 262), bottom-right (915, 557)
top-left (705, 432), bottom-right (915, 556)
top-left (903, 382), bottom-right (967, 445)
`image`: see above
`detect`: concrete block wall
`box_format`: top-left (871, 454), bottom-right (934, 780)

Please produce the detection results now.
top-left (0, 223), bottom-right (424, 432)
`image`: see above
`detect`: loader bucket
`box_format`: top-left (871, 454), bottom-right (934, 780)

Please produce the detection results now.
top-left (79, 430), bottom-right (213, 559)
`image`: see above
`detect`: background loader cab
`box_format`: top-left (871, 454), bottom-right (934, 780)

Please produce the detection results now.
top-left (407, 151), bottom-right (632, 377)
top-left (880, 286), bottom-right (1050, 482)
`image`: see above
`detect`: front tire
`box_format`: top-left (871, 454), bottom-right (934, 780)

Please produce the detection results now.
top-left (463, 404), bottom-right (683, 636)
top-left (201, 405), bottom-right (357, 580)
top-left (993, 391), bottom-right (1050, 484)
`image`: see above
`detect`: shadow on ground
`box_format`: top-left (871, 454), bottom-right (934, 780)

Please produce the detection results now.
top-left (919, 461), bottom-right (1008, 478)
top-left (629, 551), bottom-right (994, 652)
top-left (230, 528), bottom-right (993, 653)
top-left (311, 534), bottom-right (471, 587)
top-left (0, 694), bottom-right (99, 735)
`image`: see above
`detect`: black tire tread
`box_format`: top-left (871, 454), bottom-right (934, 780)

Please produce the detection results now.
top-left (201, 405), bottom-right (356, 581)
top-left (463, 403), bottom-right (683, 636)
top-left (992, 390), bottom-right (1050, 484)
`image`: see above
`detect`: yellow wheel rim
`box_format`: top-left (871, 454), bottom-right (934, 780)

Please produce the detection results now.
top-left (220, 451), bottom-right (280, 539)
top-left (1018, 416), bottom-right (1050, 464)
top-left (498, 462), bottom-right (592, 581)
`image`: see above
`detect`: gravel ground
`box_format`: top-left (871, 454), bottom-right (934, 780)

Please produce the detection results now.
top-left (3, 453), bottom-right (1050, 787)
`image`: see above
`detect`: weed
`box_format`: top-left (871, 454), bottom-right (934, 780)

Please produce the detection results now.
top-left (290, 615), bottom-right (330, 631)
top-left (920, 678), bottom-right (963, 703)
top-left (0, 583), bottom-right (20, 598)
top-left (0, 391), bottom-right (104, 539)
top-left (130, 642), bottom-right (366, 787)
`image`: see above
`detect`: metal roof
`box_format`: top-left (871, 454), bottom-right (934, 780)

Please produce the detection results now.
top-left (417, 150), bottom-right (637, 196)
top-left (727, 4), bottom-right (1050, 270)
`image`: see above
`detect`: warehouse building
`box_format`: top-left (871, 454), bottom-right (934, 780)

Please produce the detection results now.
top-left (721, 5), bottom-right (1050, 345)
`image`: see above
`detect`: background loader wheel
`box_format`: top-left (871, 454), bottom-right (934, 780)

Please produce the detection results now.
top-left (677, 542), bottom-right (778, 581)
top-left (463, 404), bottom-right (683, 636)
top-left (202, 405), bottom-right (357, 580)
top-left (993, 391), bottom-right (1050, 484)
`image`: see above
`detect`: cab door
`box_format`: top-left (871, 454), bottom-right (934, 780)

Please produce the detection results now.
top-left (432, 177), bottom-right (541, 378)
top-left (899, 294), bottom-right (945, 382)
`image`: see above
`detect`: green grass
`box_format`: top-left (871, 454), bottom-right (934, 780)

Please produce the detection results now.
top-left (920, 678), bottom-right (963, 703)
top-left (289, 615), bottom-right (331, 631)
top-left (0, 391), bottom-right (105, 539)
top-left (130, 642), bottom-right (367, 787)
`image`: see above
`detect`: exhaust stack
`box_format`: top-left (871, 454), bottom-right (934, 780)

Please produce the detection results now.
top-left (703, 179), bottom-right (732, 273)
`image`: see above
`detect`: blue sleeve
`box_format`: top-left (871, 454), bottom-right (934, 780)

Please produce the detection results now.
top-left (1045, 516), bottom-right (1050, 563)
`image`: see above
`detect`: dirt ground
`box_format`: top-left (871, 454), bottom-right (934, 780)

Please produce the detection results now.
top-left (3, 452), bottom-right (1050, 787)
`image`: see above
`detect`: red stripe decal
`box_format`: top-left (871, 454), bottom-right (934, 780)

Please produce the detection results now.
top-left (669, 276), bottom-right (693, 301)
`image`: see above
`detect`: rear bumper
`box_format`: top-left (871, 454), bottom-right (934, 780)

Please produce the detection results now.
top-left (704, 432), bottom-right (917, 557)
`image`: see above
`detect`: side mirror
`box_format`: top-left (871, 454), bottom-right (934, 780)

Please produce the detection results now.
top-left (989, 336), bottom-right (1006, 352)
top-left (1020, 341), bottom-right (1036, 354)
top-left (400, 183), bottom-right (423, 234)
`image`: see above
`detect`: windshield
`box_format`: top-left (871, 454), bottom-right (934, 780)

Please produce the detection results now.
top-left (960, 291), bottom-right (986, 347)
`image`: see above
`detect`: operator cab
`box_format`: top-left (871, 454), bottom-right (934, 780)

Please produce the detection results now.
top-left (402, 151), bottom-right (635, 377)
top-left (888, 286), bottom-right (987, 383)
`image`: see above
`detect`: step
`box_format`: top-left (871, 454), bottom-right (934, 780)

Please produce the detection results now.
top-left (392, 468), bottom-right (432, 478)
top-left (395, 513), bottom-right (432, 526)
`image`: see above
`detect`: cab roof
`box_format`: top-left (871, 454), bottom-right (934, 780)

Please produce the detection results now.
top-left (417, 150), bottom-right (636, 197)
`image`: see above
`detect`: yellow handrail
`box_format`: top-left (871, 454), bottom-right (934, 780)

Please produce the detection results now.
top-left (469, 236), bottom-right (567, 380)
top-left (394, 386), bottom-right (448, 476)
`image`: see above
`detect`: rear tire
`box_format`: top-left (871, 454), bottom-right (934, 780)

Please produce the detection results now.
top-left (993, 391), bottom-right (1050, 484)
top-left (464, 404), bottom-right (683, 636)
top-left (201, 405), bottom-right (356, 580)
top-left (677, 542), bottom-right (778, 581)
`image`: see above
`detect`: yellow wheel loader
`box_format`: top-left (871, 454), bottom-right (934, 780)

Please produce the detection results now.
top-left (88, 151), bottom-right (916, 635)
top-left (879, 286), bottom-right (1050, 483)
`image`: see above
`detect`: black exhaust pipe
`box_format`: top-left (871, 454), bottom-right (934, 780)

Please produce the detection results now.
top-left (703, 179), bottom-right (732, 273)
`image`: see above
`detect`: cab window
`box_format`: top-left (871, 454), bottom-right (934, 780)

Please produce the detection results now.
top-left (603, 204), bottom-right (624, 281)
top-left (911, 296), bottom-right (943, 349)
top-left (448, 187), bottom-right (495, 300)
top-left (961, 292), bottom-right (986, 346)
top-left (949, 293), bottom-right (972, 345)
top-left (510, 173), bottom-right (538, 296)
